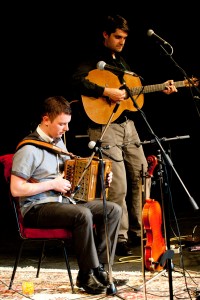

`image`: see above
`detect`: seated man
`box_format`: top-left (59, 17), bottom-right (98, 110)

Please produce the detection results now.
top-left (10, 96), bottom-right (122, 295)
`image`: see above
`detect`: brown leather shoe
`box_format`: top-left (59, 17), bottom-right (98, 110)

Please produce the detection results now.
top-left (115, 242), bottom-right (133, 256)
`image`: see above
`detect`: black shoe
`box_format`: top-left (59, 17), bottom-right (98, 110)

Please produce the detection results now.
top-left (76, 270), bottom-right (106, 295)
top-left (115, 242), bottom-right (133, 256)
top-left (94, 264), bottom-right (128, 287)
top-left (93, 264), bottom-right (109, 286)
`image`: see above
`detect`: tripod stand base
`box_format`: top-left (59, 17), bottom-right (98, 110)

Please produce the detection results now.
top-left (106, 282), bottom-right (117, 295)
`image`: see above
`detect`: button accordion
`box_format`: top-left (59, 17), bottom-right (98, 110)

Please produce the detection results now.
top-left (64, 157), bottom-right (112, 201)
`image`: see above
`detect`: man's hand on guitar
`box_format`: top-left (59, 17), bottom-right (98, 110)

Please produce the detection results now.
top-left (163, 80), bottom-right (178, 94)
top-left (103, 87), bottom-right (127, 102)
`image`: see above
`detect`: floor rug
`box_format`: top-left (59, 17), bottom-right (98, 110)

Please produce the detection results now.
top-left (0, 266), bottom-right (199, 300)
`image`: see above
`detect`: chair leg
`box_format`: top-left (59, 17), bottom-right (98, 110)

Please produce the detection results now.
top-left (36, 241), bottom-right (45, 278)
top-left (9, 240), bottom-right (25, 289)
top-left (62, 240), bottom-right (75, 293)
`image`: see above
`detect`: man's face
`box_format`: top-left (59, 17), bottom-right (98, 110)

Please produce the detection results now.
top-left (103, 29), bottom-right (128, 53)
top-left (44, 113), bottom-right (71, 139)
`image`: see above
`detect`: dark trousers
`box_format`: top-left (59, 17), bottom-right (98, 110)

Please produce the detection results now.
top-left (24, 200), bottom-right (122, 271)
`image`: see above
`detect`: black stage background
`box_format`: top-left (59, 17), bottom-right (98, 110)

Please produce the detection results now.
top-left (1, 2), bottom-right (200, 215)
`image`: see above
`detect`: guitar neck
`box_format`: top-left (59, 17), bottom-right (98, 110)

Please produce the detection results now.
top-left (131, 80), bottom-right (185, 96)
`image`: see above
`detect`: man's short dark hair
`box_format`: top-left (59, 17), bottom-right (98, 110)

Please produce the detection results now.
top-left (102, 15), bottom-right (129, 35)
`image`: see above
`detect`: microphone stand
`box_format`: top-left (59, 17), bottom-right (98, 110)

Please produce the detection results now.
top-left (71, 99), bottom-right (125, 296)
top-left (158, 43), bottom-right (200, 118)
top-left (90, 102), bottom-right (128, 297)
top-left (138, 135), bottom-right (190, 146)
top-left (121, 76), bottom-right (199, 210)
top-left (89, 103), bottom-right (133, 298)
top-left (120, 75), bottom-right (199, 300)
top-left (93, 142), bottom-right (118, 296)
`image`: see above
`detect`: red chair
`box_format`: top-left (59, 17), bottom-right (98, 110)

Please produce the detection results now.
top-left (0, 154), bottom-right (75, 293)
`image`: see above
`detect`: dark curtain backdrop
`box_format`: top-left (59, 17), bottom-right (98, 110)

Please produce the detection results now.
top-left (2, 2), bottom-right (200, 214)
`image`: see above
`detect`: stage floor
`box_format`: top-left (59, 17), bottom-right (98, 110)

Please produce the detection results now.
top-left (0, 210), bottom-right (199, 274)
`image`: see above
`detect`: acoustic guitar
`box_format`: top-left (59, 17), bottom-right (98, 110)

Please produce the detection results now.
top-left (81, 69), bottom-right (199, 124)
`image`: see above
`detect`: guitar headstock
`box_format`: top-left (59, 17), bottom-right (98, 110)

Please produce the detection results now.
top-left (184, 77), bottom-right (199, 87)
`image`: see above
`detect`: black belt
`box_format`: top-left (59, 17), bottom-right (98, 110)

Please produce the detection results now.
top-left (113, 115), bottom-right (128, 124)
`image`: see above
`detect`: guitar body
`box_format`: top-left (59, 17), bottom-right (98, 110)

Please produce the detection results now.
top-left (81, 69), bottom-right (199, 124)
top-left (82, 69), bottom-right (144, 124)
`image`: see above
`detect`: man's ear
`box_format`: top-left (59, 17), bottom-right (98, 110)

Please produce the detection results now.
top-left (43, 115), bottom-right (50, 125)
top-left (103, 31), bottom-right (108, 39)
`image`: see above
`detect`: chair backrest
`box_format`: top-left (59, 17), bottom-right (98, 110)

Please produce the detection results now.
top-left (0, 154), bottom-right (16, 235)
top-left (0, 153), bottom-right (72, 240)
top-left (0, 154), bottom-right (14, 183)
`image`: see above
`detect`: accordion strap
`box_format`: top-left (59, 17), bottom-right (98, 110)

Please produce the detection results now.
top-left (15, 139), bottom-right (76, 158)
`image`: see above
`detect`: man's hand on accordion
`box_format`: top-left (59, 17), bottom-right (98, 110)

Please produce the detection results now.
top-left (53, 174), bottom-right (72, 194)
top-left (106, 171), bottom-right (113, 187)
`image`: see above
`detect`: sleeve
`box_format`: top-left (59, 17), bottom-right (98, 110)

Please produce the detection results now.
top-left (11, 145), bottom-right (43, 180)
top-left (71, 59), bottom-right (105, 99)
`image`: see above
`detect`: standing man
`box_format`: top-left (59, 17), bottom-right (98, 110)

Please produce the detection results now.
top-left (71, 15), bottom-right (177, 256)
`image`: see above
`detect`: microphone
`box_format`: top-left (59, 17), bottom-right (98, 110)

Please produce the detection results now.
top-left (97, 61), bottom-right (138, 76)
top-left (88, 140), bottom-right (111, 150)
top-left (147, 29), bottom-right (169, 45)
top-left (88, 141), bottom-right (96, 149)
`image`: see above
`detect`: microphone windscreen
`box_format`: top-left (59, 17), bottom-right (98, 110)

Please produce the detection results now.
top-left (88, 141), bottom-right (96, 149)
top-left (96, 61), bottom-right (106, 70)
top-left (147, 29), bottom-right (154, 37)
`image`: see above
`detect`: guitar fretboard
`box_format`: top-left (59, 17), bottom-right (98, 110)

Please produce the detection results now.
top-left (131, 81), bottom-right (186, 96)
